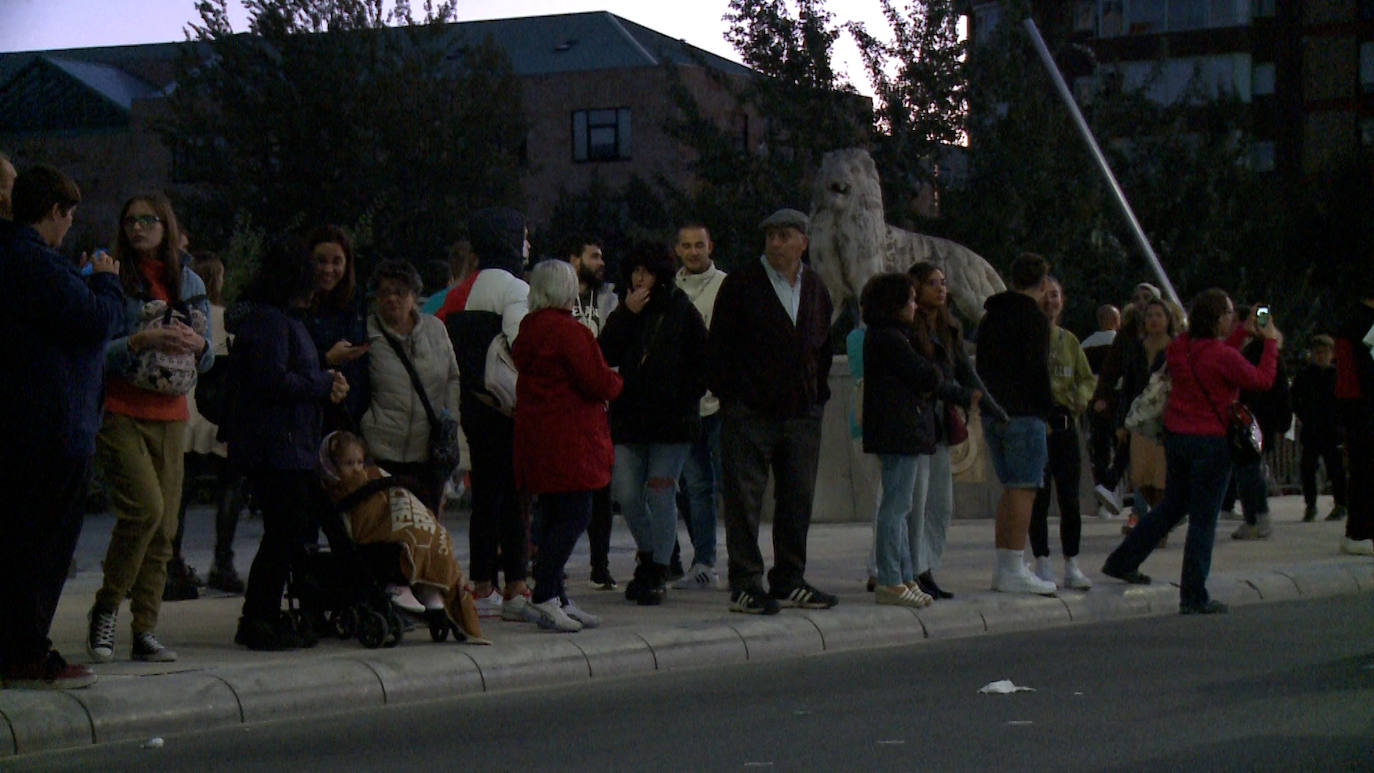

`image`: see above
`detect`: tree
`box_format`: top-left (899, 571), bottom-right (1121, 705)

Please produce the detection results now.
top-left (848, 0), bottom-right (966, 228)
top-left (165, 0), bottom-right (525, 273)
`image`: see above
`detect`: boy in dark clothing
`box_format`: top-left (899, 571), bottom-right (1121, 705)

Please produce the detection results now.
top-left (975, 252), bottom-right (1057, 596)
top-left (1290, 335), bottom-right (1346, 522)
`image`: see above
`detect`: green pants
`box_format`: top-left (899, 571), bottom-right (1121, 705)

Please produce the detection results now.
top-left (94, 413), bottom-right (186, 633)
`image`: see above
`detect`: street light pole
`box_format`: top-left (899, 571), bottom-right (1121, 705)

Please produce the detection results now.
top-left (1020, 16), bottom-right (1181, 309)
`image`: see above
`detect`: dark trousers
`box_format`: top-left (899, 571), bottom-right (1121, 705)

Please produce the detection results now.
top-left (531, 491), bottom-right (593, 604)
top-left (720, 404), bottom-right (821, 593)
top-left (1299, 437), bottom-right (1347, 507)
top-left (172, 452), bottom-right (247, 564)
top-left (1104, 433), bottom-right (1232, 608)
top-left (462, 401), bottom-right (528, 586)
top-left (586, 485), bottom-right (611, 572)
top-left (1342, 403), bottom-right (1374, 541)
top-left (1221, 458), bottom-right (1269, 524)
top-left (1088, 408), bottom-right (1123, 488)
top-left (242, 470), bottom-right (317, 621)
top-left (0, 452), bottom-right (92, 668)
top-left (1030, 416), bottom-right (1083, 558)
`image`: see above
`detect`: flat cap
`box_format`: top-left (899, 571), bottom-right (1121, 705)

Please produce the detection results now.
top-left (758, 208), bottom-right (809, 233)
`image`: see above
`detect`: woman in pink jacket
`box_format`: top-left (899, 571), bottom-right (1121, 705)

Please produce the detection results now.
top-left (1102, 288), bottom-right (1278, 614)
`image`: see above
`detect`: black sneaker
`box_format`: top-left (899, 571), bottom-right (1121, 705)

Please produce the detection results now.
top-left (235, 615), bottom-right (305, 651)
top-left (771, 581), bottom-right (838, 609)
top-left (1101, 562), bottom-right (1151, 585)
top-left (1179, 600), bottom-right (1228, 615)
top-left (729, 586), bottom-right (780, 615)
top-left (162, 574), bottom-right (199, 601)
top-left (1326, 505), bottom-right (1347, 522)
top-left (588, 566), bottom-right (617, 591)
top-left (132, 632), bottom-right (178, 662)
top-left (208, 562), bottom-right (246, 594)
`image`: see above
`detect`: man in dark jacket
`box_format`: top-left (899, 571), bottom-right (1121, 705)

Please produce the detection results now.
top-left (1228, 306), bottom-right (1291, 540)
top-left (1291, 335), bottom-right (1346, 522)
top-left (0, 165), bottom-right (124, 689)
top-left (975, 252), bottom-right (1057, 596)
top-left (709, 208), bottom-right (836, 615)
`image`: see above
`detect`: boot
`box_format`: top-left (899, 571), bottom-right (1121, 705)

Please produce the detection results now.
top-left (624, 551), bottom-right (654, 603)
top-left (639, 563), bottom-right (668, 606)
top-left (208, 558), bottom-right (245, 594)
top-left (162, 558), bottom-right (199, 601)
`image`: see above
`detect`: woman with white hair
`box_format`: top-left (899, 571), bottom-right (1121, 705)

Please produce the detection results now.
top-left (511, 260), bottom-right (622, 632)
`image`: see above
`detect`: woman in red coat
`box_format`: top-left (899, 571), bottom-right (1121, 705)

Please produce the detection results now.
top-left (512, 259), bottom-right (622, 632)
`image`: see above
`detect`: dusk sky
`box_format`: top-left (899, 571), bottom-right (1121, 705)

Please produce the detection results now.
top-left (0, 0), bottom-right (895, 93)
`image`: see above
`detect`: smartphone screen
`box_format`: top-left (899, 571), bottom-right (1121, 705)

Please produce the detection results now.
top-left (1255, 306), bottom-right (1270, 327)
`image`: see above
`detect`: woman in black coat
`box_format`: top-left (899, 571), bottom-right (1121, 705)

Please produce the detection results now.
top-left (224, 236), bottom-right (349, 650)
top-left (861, 273), bottom-right (946, 609)
top-left (599, 242), bottom-right (707, 605)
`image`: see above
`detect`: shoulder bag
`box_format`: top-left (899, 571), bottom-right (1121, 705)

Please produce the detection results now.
top-left (377, 320), bottom-right (462, 478)
top-left (1187, 345), bottom-right (1262, 465)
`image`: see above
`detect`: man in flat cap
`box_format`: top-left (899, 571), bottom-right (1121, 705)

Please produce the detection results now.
top-left (707, 208), bottom-right (836, 614)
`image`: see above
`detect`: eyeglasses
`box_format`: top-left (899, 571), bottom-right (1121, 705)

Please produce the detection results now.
top-left (123, 214), bottom-right (162, 228)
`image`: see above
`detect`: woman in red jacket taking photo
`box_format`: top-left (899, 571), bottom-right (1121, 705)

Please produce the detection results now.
top-left (1102, 288), bottom-right (1279, 614)
top-left (512, 259), bottom-right (622, 633)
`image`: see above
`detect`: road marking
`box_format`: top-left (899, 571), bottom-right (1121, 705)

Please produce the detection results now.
top-left (876, 740), bottom-right (906, 745)
top-left (1007, 720), bottom-right (1034, 726)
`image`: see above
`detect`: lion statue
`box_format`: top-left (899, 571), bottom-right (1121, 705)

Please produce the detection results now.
top-left (809, 148), bottom-right (1005, 328)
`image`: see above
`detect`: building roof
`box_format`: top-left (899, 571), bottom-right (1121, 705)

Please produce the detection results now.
top-left (0, 55), bottom-right (163, 132)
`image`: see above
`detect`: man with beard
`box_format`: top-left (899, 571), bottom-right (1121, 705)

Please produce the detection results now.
top-left (565, 235), bottom-right (618, 337)
top-left (562, 234), bottom-right (620, 589)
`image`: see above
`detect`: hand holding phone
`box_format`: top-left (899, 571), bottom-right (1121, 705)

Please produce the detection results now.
top-left (1255, 305), bottom-right (1270, 328)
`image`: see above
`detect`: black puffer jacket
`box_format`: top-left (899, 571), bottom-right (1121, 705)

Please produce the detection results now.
top-left (1238, 337), bottom-right (1292, 442)
top-left (599, 286), bottom-right (707, 444)
top-left (862, 323), bottom-right (943, 455)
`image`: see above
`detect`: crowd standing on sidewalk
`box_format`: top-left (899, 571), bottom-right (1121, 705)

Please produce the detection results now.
top-left (2, 151), bottom-right (1372, 691)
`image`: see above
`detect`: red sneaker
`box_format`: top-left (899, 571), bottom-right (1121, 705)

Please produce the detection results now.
top-left (2, 650), bottom-right (97, 690)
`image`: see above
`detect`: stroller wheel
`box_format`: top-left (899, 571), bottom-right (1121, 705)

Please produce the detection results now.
top-left (427, 610), bottom-right (449, 642)
top-left (384, 606), bottom-right (404, 648)
top-left (358, 610), bottom-right (387, 649)
top-left (332, 607), bottom-right (358, 639)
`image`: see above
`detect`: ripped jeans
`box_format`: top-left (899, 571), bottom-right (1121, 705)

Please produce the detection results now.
top-left (612, 443), bottom-right (691, 565)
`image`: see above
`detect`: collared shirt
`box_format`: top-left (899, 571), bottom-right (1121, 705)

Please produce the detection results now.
top-left (760, 254), bottom-right (801, 324)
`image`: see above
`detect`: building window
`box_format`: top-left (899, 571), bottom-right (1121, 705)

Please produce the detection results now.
top-left (973, 3), bottom-right (1001, 45)
top-left (1101, 1), bottom-right (1124, 36)
top-left (572, 108), bottom-right (631, 162)
top-left (1252, 61), bottom-right (1275, 95)
top-left (1361, 41), bottom-right (1374, 93)
top-left (1250, 140), bottom-right (1275, 172)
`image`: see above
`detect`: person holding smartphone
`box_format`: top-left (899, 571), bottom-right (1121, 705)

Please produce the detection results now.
top-left (303, 225), bottom-right (370, 433)
top-left (1228, 303), bottom-right (1289, 541)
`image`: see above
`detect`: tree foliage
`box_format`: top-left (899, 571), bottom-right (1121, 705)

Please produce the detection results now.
top-left (165, 0), bottom-right (525, 273)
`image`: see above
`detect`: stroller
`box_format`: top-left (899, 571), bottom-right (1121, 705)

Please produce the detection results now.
top-left (285, 475), bottom-right (468, 649)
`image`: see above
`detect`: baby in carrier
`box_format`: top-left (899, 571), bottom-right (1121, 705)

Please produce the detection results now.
top-left (320, 431), bottom-right (487, 644)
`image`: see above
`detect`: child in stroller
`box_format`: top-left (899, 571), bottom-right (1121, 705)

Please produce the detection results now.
top-left (316, 431), bottom-right (487, 645)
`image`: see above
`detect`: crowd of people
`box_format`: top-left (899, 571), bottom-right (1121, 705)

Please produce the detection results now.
top-left (1, 153), bottom-right (1372, 691)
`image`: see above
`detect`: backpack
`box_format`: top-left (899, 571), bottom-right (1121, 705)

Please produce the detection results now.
top-left (126, 297), bottom-right (207, 395)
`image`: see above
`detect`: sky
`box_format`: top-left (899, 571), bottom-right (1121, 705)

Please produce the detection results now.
top-left (0, 0), bottom-right (896, 94)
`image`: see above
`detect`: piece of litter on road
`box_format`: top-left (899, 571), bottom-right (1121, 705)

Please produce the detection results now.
top-left (743, 763), bottom-right (774, 767)
top-left (142, 737), bottom-right (164, 749)
top-left (1073, 691), bottom-right (1085, 696)
top-left (1007, 721), bottom-right (1034, 726)
top-left (793, 710), bottom-right (812, 715)
top-left (876, 740), bottom-right (906, 745)
top-left (979, 679), bottom-right (1035, 694)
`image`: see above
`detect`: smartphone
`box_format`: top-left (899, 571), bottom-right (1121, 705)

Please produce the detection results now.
top-left (1255, 305), bottom-right (1270, 328)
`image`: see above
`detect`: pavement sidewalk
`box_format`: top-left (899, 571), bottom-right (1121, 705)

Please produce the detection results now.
top-left (3, 494), bottom-right (1370, 758)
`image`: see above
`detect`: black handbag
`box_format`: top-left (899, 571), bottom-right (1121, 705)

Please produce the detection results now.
top-left (1188, 348), bottom-right (1263, 465)
top-left (376, 320), bottom-right (462, 478)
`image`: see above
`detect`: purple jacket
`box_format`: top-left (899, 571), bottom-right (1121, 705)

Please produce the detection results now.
top-left (223, 302), bottom-right (335, 472)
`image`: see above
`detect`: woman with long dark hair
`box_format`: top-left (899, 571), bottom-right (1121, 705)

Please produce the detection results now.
top-left (1102, 289), bottom-right (1278, 613)
top-left (224, 236), bottom-right (349, 649)
top-left (304, 225), bottom-right (369, 432)
top-left (600, 242), bottom-right (708, 605)
top-left (908, 262), bottom-right (1000, 599)
top-left (87, 193), bottom-right (212, 665)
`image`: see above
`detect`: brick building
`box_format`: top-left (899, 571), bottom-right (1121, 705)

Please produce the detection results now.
top-left (0, 11), bottom-right (764, 248)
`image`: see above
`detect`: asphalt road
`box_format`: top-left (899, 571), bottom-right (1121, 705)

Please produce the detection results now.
top-left (15, 594), bottom-right (1374, 772)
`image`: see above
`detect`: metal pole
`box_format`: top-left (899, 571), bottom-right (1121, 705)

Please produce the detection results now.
top-left (1020, 17), bottom-right (1181, 309)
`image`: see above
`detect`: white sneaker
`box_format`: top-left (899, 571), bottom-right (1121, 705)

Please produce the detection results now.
top-left (529, 597), bottom-right (582, 632)
top-left (474, 588), bottom-right (503, 619)
top-left (992, 550), bottom-right (1057, 596)
top-left (674, 563), bottom-right (720, 590)
top-left (1063, 558), bottom-right (1093, 590)
top-left (1340, 537), bottom-right (1374, 556)
top-left (501, 594), bottom-right (539, 623)
top-left (386, 584), bottom-right (425, 614)
top-left (414, 585), bottom-right (447, 611)
top-left (1033, 556), bottom-right (1055, 584)
top-left (1094, 484), bottom-right (1122, 515)
top-left (561, 598), bottom-right (601, 628)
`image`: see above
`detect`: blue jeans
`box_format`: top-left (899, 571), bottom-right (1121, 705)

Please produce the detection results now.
top-left (874, 454), bottom-right (931, 587)
top-left (678, 413), bottom-right (721, 568)
top-left (612, 443), bottom-right (691, 565)
top-left (1104, 433), bottom-right (1232, 608)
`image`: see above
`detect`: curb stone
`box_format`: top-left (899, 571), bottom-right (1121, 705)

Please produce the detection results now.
top-left (568, 630), bottom-right (658, 680)
top-left (976, 594), bottom-right (1073, 633)
top-left (1344, 563), bottom-right (1374, 592)
top-left (343, 648), bottom-right (484, 704)
top-left (1207, 574), bottom-right (1266, 607)
top-left (635, 622), bottom-right (747, 671)
top-left (913, 601), bottom-right (985, 639)
top-left (74, 672), bottom-right (239, 744)
top-left (728, 614), bottom-right (825, 661)
top-left (1277, 565), bottom-right (1361, 598)
top-left (804, 603), bottom-right (924, 652)
top-left (0, 689), bottom-right (90, 756)
top-left (1235, 571), bottom-right (1301, 602)
top-left (220, 658), bottom-right (384, 723)
top-left (1056, 586), bottom-right (1151, 622)
top-left (464, 638), bottom-right (589, 692)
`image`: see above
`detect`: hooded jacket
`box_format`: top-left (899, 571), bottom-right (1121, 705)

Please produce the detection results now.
top-left (676, 263), bottom-right (727, 417)
top-left (975, 290), bottom-right (1053, 420)
top-left (439, 208), bottom-right (529, 413)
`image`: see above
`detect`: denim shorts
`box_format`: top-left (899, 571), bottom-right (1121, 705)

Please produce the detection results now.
top-left (984, 416), bottom-right (1048, 488)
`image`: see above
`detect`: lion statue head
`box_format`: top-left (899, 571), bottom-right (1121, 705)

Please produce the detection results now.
top-left (809, 149), bottom-right (887, 321)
